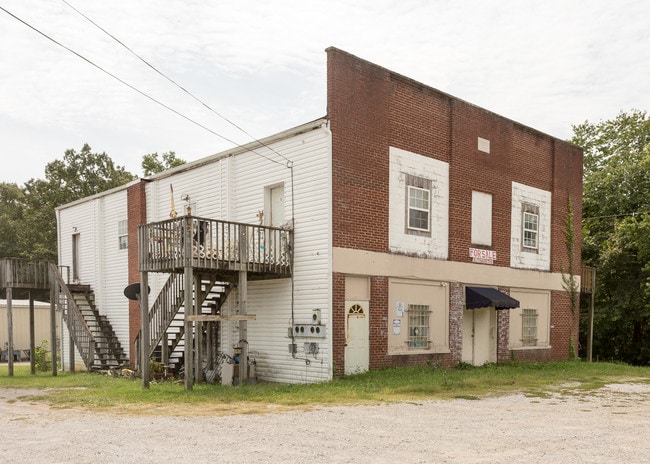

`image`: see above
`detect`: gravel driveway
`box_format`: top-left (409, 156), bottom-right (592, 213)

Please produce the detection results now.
top-left (2, 383), bottom-right (650, 464)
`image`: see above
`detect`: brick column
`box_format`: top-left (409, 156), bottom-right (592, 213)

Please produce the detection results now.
top-left (127, 180), bottom-right (147, 366)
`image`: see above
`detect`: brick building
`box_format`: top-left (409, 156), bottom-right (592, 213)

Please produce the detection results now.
top-left (328, 47), bottom-right (582, 374)
top-left (56, 47), bottom-right (582, 383)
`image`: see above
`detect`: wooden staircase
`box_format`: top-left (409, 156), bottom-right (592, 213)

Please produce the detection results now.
top-left (51, 263), bottom-right (128, 372)
top-left (68, 285), bottom-right (128, 370)
top-left (137, 273), bottom-right (233, 374)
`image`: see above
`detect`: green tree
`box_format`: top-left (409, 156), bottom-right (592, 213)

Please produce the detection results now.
top-left (20, 144), bottom-right (136, 261)
top-left (0, 182), bottom-right (26, 258)
top-left (141, 151), bottom-right (186, 176)
top-left (572, 110), bottom-right (650, 364)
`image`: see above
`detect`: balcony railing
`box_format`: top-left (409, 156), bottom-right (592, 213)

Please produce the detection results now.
top-left (138, 216), bottom-right (292, 277)
top-left (0, 258), bottom-right (52, 289)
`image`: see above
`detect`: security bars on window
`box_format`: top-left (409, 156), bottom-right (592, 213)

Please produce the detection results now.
top-left (521, 308), bottom-right (538, 346)
top-left (408, 304), bottom-right (430, 349)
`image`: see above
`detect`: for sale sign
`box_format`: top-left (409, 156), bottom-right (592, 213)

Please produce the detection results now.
top-left (469, 247), bottom-right (497, 264)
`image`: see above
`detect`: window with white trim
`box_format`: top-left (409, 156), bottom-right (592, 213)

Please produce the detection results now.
top-left (118, 220), bottom-right (128, 250)
top-left (406, 174), bottom-right (431, 235)
top-left (522, 204), bottom-right (539, 251)
top-left (521, 308), bottom-right (538, 346)
top-left (408, 304), bottom-right (430, 349)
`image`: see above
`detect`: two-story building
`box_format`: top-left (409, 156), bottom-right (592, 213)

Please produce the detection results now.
top-left (55, 47), bottom-right (582, 385)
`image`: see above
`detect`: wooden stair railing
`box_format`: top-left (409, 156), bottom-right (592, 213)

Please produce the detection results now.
top-left (50, 263), bottom-right (97, 370)
top-left (134, 273), bottom-right (232, 371)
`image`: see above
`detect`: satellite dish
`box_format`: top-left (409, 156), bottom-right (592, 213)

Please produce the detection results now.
top-left (124, 283), bottom-right (150, 301)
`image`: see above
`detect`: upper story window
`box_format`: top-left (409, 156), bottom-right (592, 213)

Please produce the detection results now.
top-left (406, 174), bottom-right (431, 235)
top-left (522, 204), bottom-right (539, 251)
top-left (471, 191), bottom-right (493, 246)
top-left (118, 220), bottom-right (128, 250)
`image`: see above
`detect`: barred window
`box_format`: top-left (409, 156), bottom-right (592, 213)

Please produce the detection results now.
top-left (521, 308), bottom-right (538, 346)
top-left (118, 220), bottom-right (128, 250)
top-left (408, 304), bottom-right (430, 349)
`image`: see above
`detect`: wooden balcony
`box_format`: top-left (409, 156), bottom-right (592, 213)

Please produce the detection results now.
top-left (581, 266), bottom-right (596, 294)
top-left (0, 258), bottom-right (61, 300)
top-left (138, 216), bottom-right (293, 279)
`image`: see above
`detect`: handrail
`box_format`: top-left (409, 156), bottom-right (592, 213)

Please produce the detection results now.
top-left (139, 216), bottom-right (292, 274)
top-left (1, 258), bottom-right (52, 289)
top-left (49, 263), bottom-right (96, 370)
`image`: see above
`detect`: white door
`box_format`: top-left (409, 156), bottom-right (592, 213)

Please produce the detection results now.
top-left (269, 186), bottom-right (284, 227)
top-left (462, 307), bottom-right (497, 365)
top-left (72, 233), bottom-right (80, 282)
top-left (344, 301), bottom-right (369, 374)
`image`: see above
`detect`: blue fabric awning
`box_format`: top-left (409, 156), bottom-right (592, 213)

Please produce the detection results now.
top-left (465, 286), bottom-right (519, 310)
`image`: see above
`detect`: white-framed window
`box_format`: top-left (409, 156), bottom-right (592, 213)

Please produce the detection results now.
top-left (118, 220), bottom-right (128, 250)
top-left (406, 174), bottom-right (431, 234)
top-left (408, 304), bottom-right (430, 349)
top-left (521, 308), bottom-right (538, 346)
top-left (522, 204), bottom-right (539, 250)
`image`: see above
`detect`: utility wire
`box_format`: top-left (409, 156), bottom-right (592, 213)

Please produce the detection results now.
top-left (0, 5), bottom-right (285, 168)
top-left (60, 0), bottom-right (292, 168)
top-left (583, 211), bottom-right (650, 221)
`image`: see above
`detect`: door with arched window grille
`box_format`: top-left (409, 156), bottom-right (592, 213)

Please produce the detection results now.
top-left (344, 301), bottom-right (369, 374)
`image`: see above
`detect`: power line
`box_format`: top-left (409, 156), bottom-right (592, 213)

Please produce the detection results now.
top-left (583, 211), bottom-right (650, 221)
top-left (0, 5), bottom-right (285, 168)
top-left (60, 0), bottom-right (292, 168)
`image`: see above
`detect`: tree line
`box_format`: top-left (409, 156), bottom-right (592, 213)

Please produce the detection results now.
top-left (2, 111), bottom-right (650, 365)
top-left (0, 144), bottom-right (184, 262)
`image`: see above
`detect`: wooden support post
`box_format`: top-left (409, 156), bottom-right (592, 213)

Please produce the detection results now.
top-left (587, 268), bottom-right (596, 362)
top-left (194, 275), bottom-right (201, 385)
top-left (183, 215), bottom-right (194, 390)
top-left (161, 332), bottom-right (169, 367)
top-left (140, 271), bottom-right (150, 388)
top-left (206, 320), bottom-right (213, 370)
top-left (49, 281), bottom-right (57, 376)
top-left (183, 267), bottom-right (194, 390)
top-left (88, 340), bottom-right (95, 371)
top-left (238, 270), bottom-right (248, 386)
top-left (29, 292), bottom-right (36, 375)
top-left (69, 333), bottom-right (75, 373)
top-left (7, 287), bottom-right (14, 377)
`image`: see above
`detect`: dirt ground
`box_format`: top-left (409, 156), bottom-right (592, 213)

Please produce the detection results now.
top-left (2, 382), bottom-right (650, 464)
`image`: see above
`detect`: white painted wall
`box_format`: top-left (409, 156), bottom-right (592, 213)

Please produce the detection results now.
top-left (510, 182), bottom-right (552, 270)
top-left (56, 121), bottom-right (331, 383)
top-left (143, 122), bottom-right (332, 383)
top-left (389, 146), bottom-right (449, 259)
top-left (56, 186), bottom-right (131, 368)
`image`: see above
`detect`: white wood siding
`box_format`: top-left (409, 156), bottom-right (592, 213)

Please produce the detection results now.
top-left (144, 124), bottom-right (332, 383)
top-left (57, 189), bottom-right (130, 367)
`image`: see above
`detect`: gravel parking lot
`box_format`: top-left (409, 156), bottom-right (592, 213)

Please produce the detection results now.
top-left (2, 382), bottom-right (650, 464)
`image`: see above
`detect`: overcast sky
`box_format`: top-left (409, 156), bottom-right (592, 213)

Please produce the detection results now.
top-left (1, 0), bottom-right (648, 185)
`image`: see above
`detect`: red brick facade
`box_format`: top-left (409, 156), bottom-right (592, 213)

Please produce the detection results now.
top-left (127, 180), bottom-right (147, 365)
top-left (327, 47), bottom-right (582, 373)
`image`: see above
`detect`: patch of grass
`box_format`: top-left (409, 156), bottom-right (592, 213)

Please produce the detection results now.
top-left (0, 361), bottom-right (649, 415)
